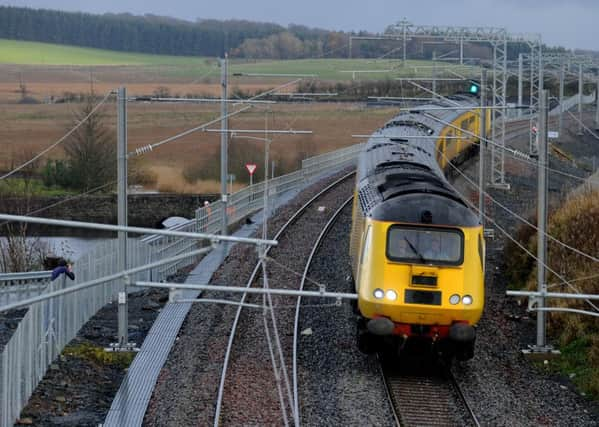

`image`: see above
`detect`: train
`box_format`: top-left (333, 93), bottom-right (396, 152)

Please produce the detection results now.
top-left (349, 94), bottom-right (491, 362)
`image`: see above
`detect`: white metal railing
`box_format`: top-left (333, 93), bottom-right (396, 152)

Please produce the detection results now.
top-left (0, 271), bottom-right (52, 306)
top-left (0, 239), bottom-right (153, 427)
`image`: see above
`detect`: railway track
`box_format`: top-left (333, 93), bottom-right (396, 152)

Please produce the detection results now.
top-left (214, 171), bottom-right (356, 426)
top-left (291, 195), bottom-right (354, 425)
top-left (380, 356), bottom-right (481, 427)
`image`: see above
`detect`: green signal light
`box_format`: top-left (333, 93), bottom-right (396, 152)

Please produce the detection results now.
top-left (469, 84), bottom-right (479, 94)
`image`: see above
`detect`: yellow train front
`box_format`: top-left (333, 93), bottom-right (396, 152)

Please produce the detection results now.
top-left (350, 95), bottom-right (486, 361)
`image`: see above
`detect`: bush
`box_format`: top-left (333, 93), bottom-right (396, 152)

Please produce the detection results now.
top-left (522, 189), bottom-right (599, 397)
top-left (42, 159), bottom-right (71, 188)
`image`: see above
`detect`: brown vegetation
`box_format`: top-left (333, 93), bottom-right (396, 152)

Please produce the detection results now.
top-left (507, 189), bottom-right (599, 396)
top-left (0, 99), bottom-right (396, 193)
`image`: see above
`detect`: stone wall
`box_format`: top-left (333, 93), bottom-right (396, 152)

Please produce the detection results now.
top-left (0, 193), bottom-right (219, 235)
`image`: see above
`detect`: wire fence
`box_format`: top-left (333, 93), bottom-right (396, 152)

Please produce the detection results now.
top-left (0, 141), bottom-right (363, 426)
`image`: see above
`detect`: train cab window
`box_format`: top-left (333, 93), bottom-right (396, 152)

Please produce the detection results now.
top-left (386, 226), bottom-right (464, 266)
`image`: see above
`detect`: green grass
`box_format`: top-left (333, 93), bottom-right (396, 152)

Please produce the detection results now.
top-left (539, 337), bottom-right (599, 400)
top-left (0, 39), bottom-right (211, 66)
top-left (0, 178), bottom-right (76, 197)
top-left (0, 39), bottom-right (478, 81)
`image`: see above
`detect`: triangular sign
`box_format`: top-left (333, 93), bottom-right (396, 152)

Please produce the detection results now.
top-left (245, 163), bottom-right (257, 175)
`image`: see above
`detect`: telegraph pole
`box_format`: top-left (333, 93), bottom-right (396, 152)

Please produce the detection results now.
top-left (479, 70), bottom-right (487, 225)
top-left (116, 86), bottom-right (129, 349)
top-left (220, 54), bottom-right (229, 237)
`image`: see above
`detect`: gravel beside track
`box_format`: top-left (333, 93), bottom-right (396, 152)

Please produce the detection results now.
top-left (295, 203), bottom-right (395, 426)
top-left (143, 170), bottom-right (354, 426)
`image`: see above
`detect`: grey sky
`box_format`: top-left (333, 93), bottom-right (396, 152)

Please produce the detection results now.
top-left (2, 0), bottom-right (598, 50)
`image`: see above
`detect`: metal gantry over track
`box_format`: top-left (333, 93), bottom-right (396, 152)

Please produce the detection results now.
top-left (350, 21), bottom-right (543, 190)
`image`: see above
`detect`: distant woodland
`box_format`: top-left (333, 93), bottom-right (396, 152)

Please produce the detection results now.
top-left (0, 6), bottom-right (568, 60)
top-left (0, 6), bottom-right (352, 58)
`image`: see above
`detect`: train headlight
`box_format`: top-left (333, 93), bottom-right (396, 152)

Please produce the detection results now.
top-left (373, 288), bottom-right (384, 299)
top-left (462, 295), bottom-right (473, 305)
top-left (386, 290), bottom-right (397, 301)
top-left (449, 294), bottom-right (461, 305)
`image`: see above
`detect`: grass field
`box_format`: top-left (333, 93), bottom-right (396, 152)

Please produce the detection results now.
top-left (0, 39), bottom-right (477, 81)
top-left (0, 39), bottom-right (212, 66)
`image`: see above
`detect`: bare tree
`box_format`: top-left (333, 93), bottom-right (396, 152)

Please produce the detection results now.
top-left (0, 151), bottom-right (46, 272)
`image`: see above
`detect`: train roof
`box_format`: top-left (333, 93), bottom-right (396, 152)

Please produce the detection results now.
top-left (356, 95), bottom-right (480, 226)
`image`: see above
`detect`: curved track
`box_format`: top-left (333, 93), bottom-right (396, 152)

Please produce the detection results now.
top-left (291, 195), bottom-right (354, 424)
top-left (214, 172), bottom-right (355, 426)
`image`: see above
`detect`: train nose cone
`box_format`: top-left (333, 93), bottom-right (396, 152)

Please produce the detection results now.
top-left (367, 317), bottom-right (395, 336)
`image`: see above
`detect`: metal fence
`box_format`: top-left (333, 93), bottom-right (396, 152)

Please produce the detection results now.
top-left (0, 142), bottom-right (364, 426)
top-left (0, 272), bottom-right (52, 307)
top-left (0, 239), bottom-right (152, 427)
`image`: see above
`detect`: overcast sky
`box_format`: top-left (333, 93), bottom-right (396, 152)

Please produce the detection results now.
top-left (3, 0), bottom-right (598, 50)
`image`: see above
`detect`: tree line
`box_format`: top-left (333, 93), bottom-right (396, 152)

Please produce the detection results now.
top-left (0, 6), bottom-right (568, 60)
top-left (0, 6), bottom-right (349, 58)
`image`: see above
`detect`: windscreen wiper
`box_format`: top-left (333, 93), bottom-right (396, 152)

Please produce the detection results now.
top-left (404, 237), bottom-right (425, 263)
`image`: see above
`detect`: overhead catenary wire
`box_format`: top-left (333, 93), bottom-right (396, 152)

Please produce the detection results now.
top-left (566, 110), bottom-right (599, 141)
top-left (0, 90), bottom-right (114, 180)
top-left (423, 112), bottom-right (599, 185)
top-left (131, 78), bottom-right (307, 157)
top-left (439, 150), bottom-right (599, 312)
top-left (131, 105), bottom-right (252, 157)
top-left (439, 144), bottom-right (599, 264)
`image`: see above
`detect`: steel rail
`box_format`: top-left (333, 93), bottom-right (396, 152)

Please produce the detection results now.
top-left (376, 355), bottom-right (401, 427)
top-left (212, 171), bottom-right (356, 427)
top-left (291, 195), bottom-right (353, 426)
top-left (448, 370), bottom-right (481, 427)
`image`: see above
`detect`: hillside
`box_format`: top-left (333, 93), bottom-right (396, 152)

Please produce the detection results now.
top-left (0, 39), bottom-right (209, 66)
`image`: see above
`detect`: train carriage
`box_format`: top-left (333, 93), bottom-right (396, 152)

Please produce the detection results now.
top-left (350, 95), bottom-right (490, 361)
